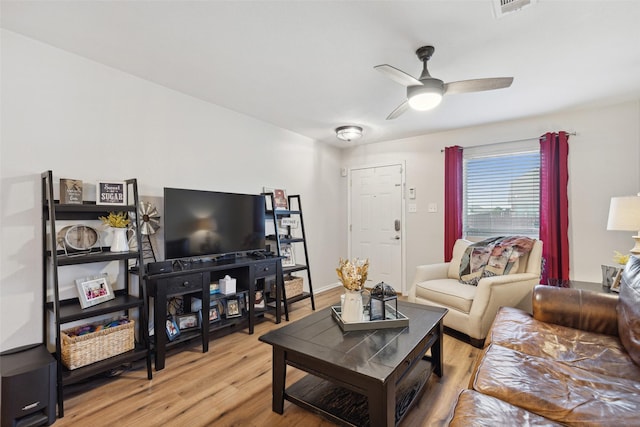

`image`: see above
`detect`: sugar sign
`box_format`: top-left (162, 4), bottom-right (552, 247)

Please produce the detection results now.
top-left (96, 181), bottom-right (127, 206)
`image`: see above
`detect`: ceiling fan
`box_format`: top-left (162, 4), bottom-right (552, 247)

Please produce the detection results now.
top-left (375, 45), bottom-right (514, 120)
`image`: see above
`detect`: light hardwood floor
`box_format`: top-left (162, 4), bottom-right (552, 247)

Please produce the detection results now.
top-left (54, 287), bottom-right (480, 426)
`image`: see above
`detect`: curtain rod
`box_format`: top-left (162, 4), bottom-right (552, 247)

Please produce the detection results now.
top-left (440, 131), bottom-right (577, 152)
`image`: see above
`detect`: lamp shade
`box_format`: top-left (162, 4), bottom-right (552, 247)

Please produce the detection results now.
top-left (607, 195), bottom-right (640, 231)
top-left (607, 194), bottom-right (640, 254)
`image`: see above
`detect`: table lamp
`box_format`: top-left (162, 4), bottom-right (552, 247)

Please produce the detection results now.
top-left (607, 194), bottom-right (640, 254)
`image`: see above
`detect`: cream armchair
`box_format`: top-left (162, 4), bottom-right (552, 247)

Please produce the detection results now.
top-left (408, 238), bottom-right (543, 347)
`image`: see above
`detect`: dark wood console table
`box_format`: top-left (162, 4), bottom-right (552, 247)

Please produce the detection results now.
top-left (146, 256), bottom-right (283, 370)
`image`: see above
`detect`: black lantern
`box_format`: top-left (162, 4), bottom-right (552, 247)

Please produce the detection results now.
top-left (369, 282), bottom-right (397, 321)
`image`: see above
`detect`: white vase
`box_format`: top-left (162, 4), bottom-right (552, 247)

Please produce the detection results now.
top-left (110, 228), bottom-right (129, 252)
top-left (341, 289), bottom-right (364, 323)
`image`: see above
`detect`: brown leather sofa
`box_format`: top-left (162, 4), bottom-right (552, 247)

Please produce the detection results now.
top-left (447, 255), bottom-right (640, 426)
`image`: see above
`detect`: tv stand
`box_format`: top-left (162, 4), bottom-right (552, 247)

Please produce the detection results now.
top-left (145, 256), bottom-right (283, 370)
top-left (215, 253), bottom-right (238, 263)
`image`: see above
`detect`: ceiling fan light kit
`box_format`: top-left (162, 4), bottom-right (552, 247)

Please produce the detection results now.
top-left (407, 81), bottom-right (443, 111)
top-left (336, 126), bottom-right (363, 142)
top-left (375, 45), bottom-right (514, 119)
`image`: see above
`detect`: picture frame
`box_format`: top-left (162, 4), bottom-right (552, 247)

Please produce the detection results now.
top-left (176, 313), bottom-right (199, 330)
top-left (263, 186), bottom-right (288, 211)
top-left (96, 181), bottom-right (127, 206)
top-left (611, 269), bottom-right (623, 292)
top-left (75, 273), bottom-right (115, 309)
top-left (273, 188), bottom-right (288, 210)
top-left (226, 298), bottom-right (242, 318)
top-left (254, 290), bottom-right (265, 309)
top-left (166, 318), bottom-right (180, 341)
top-left (209, 306), bottom-right (221, 323)
top-left (281, 243), bottom-right (296, 267)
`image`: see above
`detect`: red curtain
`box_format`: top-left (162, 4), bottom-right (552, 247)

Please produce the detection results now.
top-left (444, 146), bottom-right (463, 261)
top-left (539, 131), bottom-right (570, 284)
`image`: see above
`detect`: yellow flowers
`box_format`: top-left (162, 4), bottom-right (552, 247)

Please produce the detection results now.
top-left (613, 250), bottom-right (630, 265)
top-left (336, 258), bottom-right (369, 291)
top-left (99, 212), bottom-right (130, 228)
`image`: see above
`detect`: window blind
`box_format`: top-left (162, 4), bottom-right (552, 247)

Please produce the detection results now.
top-left (463, 141), bottom-right (540, 239)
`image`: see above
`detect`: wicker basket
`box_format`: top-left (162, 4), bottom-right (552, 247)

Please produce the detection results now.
top-left (283, 276), bottom-right (304, 298)
top-left (61, 320), bottom-right (135, 370)
top-left (269, 276), bottom-right (304, 298)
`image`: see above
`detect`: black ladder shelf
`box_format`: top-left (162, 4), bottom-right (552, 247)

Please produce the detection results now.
top-left (264, 194), bottom-right (315, 319)
top-left (41, 171), bottom-right (152, 418)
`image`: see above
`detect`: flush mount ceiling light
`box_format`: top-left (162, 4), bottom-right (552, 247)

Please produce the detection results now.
top-left (335, 126), bottom-right (363, 142)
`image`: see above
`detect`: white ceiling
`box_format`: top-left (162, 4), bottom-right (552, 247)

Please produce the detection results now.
top-left (2, 1), bottom-right (640, 146)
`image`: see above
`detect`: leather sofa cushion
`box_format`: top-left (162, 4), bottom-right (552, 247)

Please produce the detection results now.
top-left (488, 307), bottom-right (640, 382)
top-left (414, 278), bottom-right (476, 313)
top-left (447, 389), bottom-right (564, 427)
top-left (618, 254), bottom-right (640, 366)
top-left (472, 343), bottom-right (640, 425)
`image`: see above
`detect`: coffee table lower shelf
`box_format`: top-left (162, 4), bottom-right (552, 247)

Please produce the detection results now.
top-left (285, 359), bottom-right (433, 427)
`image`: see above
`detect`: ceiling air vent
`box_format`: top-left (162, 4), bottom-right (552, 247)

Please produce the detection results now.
top-left (493, 0), bottom-right (536, 17)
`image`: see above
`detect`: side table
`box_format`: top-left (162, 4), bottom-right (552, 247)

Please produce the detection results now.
top-left (567, 280), bottom-right (614, 294)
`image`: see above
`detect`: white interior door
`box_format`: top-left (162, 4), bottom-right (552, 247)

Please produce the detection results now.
top-left (349, 164), bottom-right (404, 293)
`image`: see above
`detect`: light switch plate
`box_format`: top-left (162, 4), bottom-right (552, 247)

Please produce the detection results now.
top-left (428, 202), bottom-right (437, 213)
top-left (408, 203), bottom-right (417, 213)
top-left (408, 187), bottom-right (416, 199)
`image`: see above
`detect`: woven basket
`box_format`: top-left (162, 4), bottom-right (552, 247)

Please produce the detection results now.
top-left (61, 320), bottom-right (135, 370)
top-left (283, 276), bottom-right (304, 298)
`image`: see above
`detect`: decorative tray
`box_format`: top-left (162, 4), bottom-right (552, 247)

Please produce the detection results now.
top-left (331, 305), bottom-right (409, 332)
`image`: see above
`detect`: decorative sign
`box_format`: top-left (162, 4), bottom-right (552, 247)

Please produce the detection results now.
top-left (60, 178), bottom-right (83, 204)
top-left (280, 217), bottom-right (299, 228)
top-left (96, 181), bottom-right (127, 206)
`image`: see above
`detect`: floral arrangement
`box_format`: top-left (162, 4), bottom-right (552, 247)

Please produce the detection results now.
top-left (613, 250), bottom-right (630, 265)
top-left (99, 212), bottom-right (131, 228)
top-left (336, 258), bottom-right (369, 291)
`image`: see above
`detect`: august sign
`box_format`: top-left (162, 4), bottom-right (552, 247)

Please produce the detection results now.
top-left (96, 181), bottom-right (127, 206)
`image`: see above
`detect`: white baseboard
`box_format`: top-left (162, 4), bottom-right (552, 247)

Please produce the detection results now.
top-left (313, 281), bottom-right (342, 294)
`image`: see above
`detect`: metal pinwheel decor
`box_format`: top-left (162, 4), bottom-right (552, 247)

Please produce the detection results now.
top-left (129, 201), bottom-right (161, 263)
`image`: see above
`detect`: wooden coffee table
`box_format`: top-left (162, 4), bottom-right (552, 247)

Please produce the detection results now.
top-left (259, 300), bottom-right (447, 426)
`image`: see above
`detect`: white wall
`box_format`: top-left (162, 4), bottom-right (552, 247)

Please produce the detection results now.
top-left (2, 28), bottom-right (639, 352)
top-left (344, 100), bottom-right (640, 287)
top-left (0, 30), bottom-right (346, 351)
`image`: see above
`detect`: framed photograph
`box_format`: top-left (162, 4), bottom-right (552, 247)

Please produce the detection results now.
top-left (226, 298), bottom-right (242, 318)
top-left (75, 274), bottom-right (115, 309)
top-left (281, 243), bottom-right (296, 267)
top-left (273, 188), bottom-right (288, 210)
top-left (254, 290), bottom-right (265, 309)
top-left (166, 318), bottom-right (180, 341)
top-left (209, 306), bottom-right (221, 323)
top-left (176, 313), bottom-right (199, 330)
top-left (96, 181), bottom-right (127, 206)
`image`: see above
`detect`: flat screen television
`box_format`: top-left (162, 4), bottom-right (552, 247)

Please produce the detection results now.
top-left (163, 187), bottom-right (265, 260)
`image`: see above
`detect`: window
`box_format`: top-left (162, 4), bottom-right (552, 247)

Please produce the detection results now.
top-left (463, 141), bottom-right (540, 240)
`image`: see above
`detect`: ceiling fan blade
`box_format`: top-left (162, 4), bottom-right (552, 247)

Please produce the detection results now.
top-left (386, 100), bottom-right (410, 120)
top-left (444, 77), bottom-right (514, 95)
top-left (374, 64), bottom-right (422, 87)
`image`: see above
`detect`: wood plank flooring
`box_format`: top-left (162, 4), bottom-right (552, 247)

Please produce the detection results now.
top-left (54, 287), bottom-right (480, 426)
